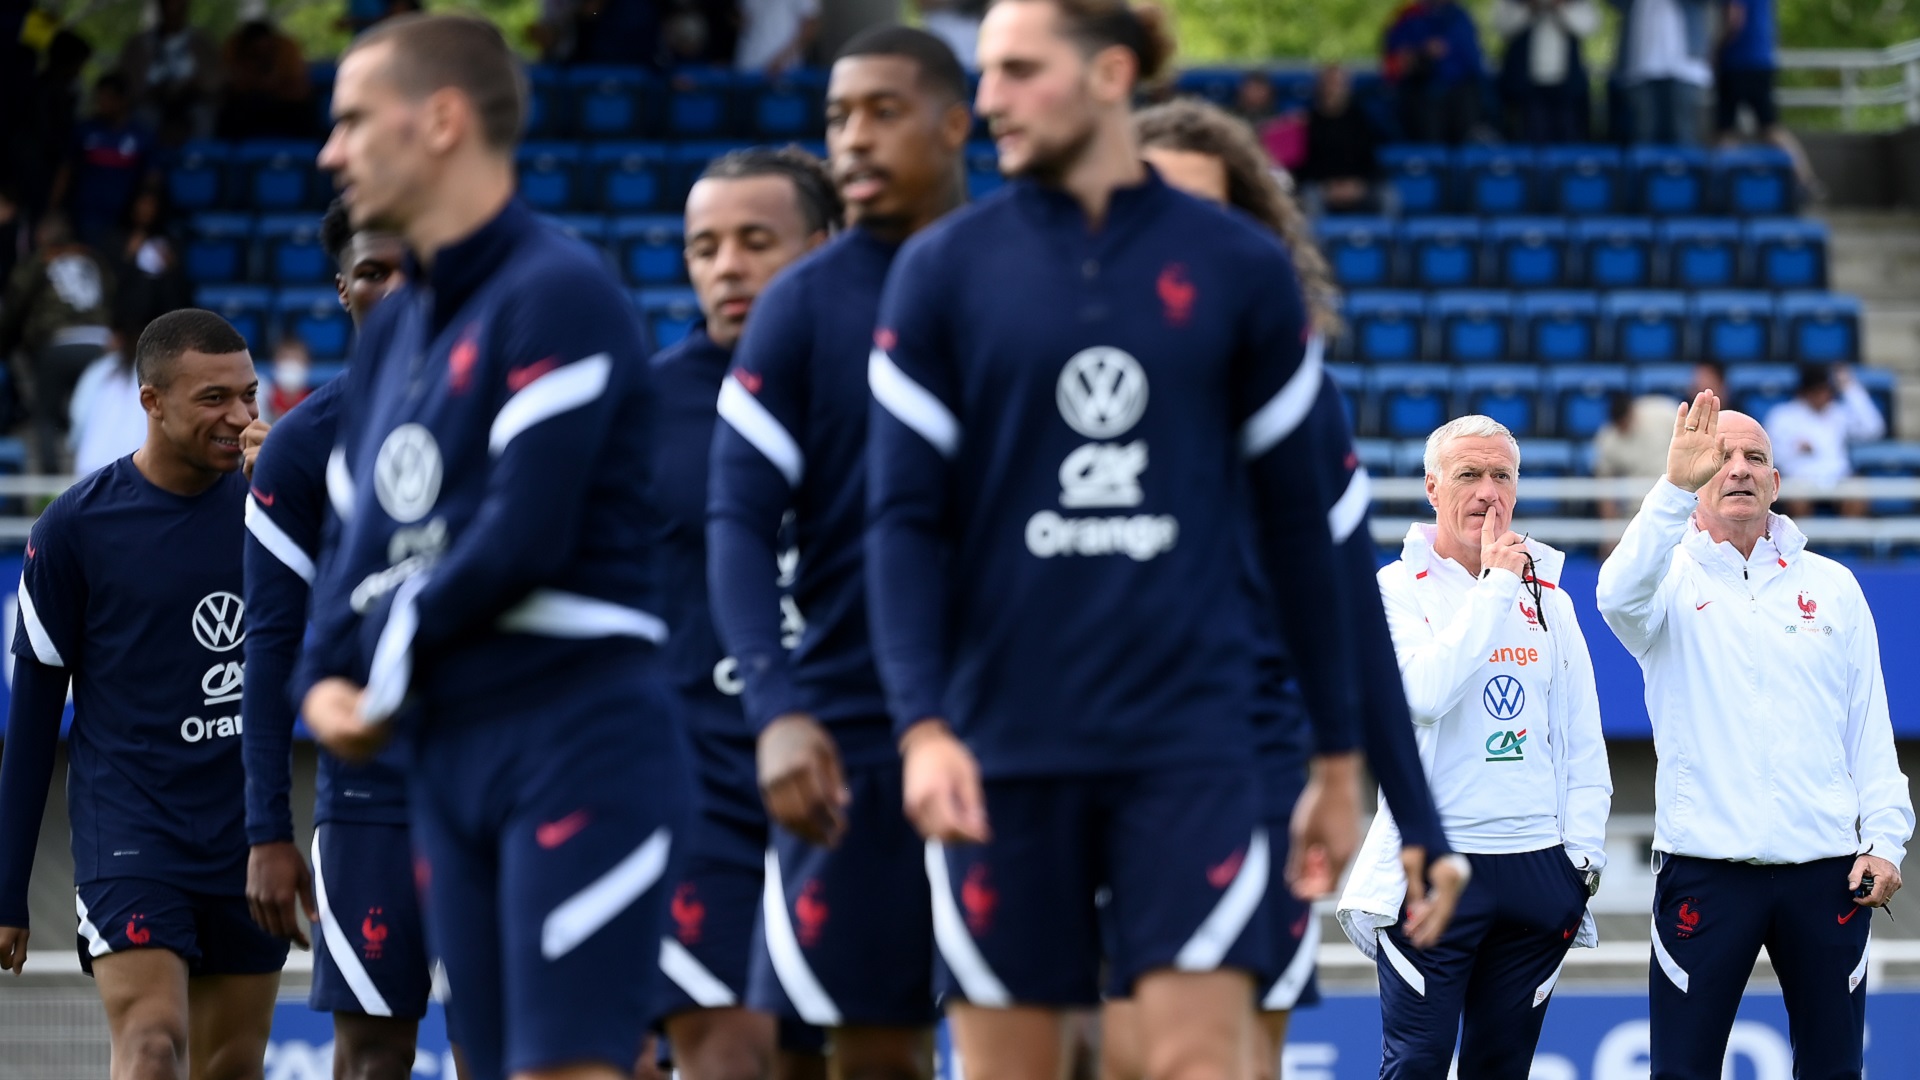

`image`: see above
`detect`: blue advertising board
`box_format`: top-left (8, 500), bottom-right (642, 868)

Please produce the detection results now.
top-left (258, 990), bottom-right (1920, 1079)
top-left (3, 553), bottom-right (1919, 740)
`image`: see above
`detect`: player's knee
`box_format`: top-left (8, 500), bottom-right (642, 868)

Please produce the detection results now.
top-left (1139, 1035), bottom-right (1241, 1080)
top-left (113, 1023), bottom-right (187, 1080)
top-left (830, 1032), bottom-right (931, 1080)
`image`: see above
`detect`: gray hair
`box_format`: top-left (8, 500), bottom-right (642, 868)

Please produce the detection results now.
top-left (1423, 415), bottom-right (1522, 478)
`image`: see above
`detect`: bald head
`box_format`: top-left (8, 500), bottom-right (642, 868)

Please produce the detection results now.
top-left (1716, 409), bottom-right (1770, 454)
top-left (1695, 407), bottom-right (1779, 531)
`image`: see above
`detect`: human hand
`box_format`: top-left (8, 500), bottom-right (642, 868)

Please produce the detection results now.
top-left (1402, 850), bottom-right (1470, 948)
top-left (246, 841), bottom-right (315, 949)
top-left (303, 678), bottom-right (388, 763)
top-left (241, 419), bottom-right (272, 479)
top-left (1850, 854), bottom-right (1901, 909)
top-left (758, 715), bottom-right (850, 847)
top-left (0, 927), bottom-right (27, 976)
top-left (1478, 498), bottom-right (1530, 579)
top-left (1289, 751), bottom-right (1362, 899)
top-left (1665, 391), bottom-right (1725, 492)
top-left (901, 720), bottom-right (990, 844)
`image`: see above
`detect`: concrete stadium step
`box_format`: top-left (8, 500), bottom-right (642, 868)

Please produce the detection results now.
top-left (1819, 209), bottom-right (1920, 433)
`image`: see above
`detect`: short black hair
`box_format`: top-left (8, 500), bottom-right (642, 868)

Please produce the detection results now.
top-left (1797, 363), bottom-right (1835, 395)
top-left (136, 309), bottom-right (249, 388)
top-left (321, 197), bottom-right (353, 268)
top-left (834, 25), bottom-right (970, 105)
top-left (696, 146), bottom-right (843, 236)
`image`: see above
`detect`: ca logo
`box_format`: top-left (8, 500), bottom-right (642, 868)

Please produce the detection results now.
top-left (1056, 347), bottom-right (1149, 439)
top-left (374, 424), bottom-right (443, 524)
top-left (193, 593), bottom-right (246, 653)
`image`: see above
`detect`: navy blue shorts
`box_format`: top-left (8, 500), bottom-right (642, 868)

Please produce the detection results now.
top-left (935, 765), bottom-right (1269, 1008)
top-left (310, 822), bottom-right (432, 1020)
top-left (409, 683), bottom-right (695, 1080)
top-left (75, 879), bottom-right (288, 977)
top-left (656, 815), bottom-right (764, 1020)
top-left (1256, 810), bottom-right (1320, 1012)
top-left (747, 758), bottom-right (937, 1029)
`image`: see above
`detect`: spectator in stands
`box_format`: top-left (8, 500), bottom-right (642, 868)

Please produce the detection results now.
top-left (0, 213), bottom-right (115, 473)
top-left (217, 19), bottom-right (314, 140)
top-left (68, 324), bottom-right (148, 477)
top-left (262, 336), bottom-right (313, 421)
top-left (1715, 0), bottom-right (1820, 197)
top-left (1765, 364), bottom-right (1885, 519)
top-left (1494, 0), bottom-right (1597, 143)
top-left (50, 74), bottom-right (158, 251)
top-left (919, 0), bottom-right (984, 69)
top-left (1693, 358), bottom-right (1728, 403)
top-left (736, 0), bottom-right (819, 74)
top-left (1297, 65), bottom-right (1388, 215)
top-left (1233, 71), bottom-right (1309, 170)
top-left (1610, 0), bottom-right (1712, 145)
top-left (15, 28), bottom-right (95, 220)
top-left (1382, 0), bottom-right (1486, 145)
top-left (531, 0), bottom-right (664, 65)
top-left (1594, 389), bottom-right (1682, 548)
top-left (117, 0), bottom-right (223, 145)
top-left (112, 188), bottom-right (192, 337)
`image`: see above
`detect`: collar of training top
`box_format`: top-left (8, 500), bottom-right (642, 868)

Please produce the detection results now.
top-left (415, 196), bottom-right (538, 329)
top-left (1008, 162), bottom-right (1175, 232)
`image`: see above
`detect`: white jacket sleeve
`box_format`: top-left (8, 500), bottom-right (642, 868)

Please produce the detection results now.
top-left (1595, 478), bottom-right (1694, 658)
top-left (1838, 381), bottom-right (1887, 444)
top-left (1554, 596), bottom-right (1612, 871)
top-left (1379, 563), bottom-right (1525, 726)
top-left (1841, 580), bottom-right (1914, 865)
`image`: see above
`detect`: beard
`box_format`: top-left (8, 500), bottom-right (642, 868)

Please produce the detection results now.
top-left (1004, 112), bottom-right (1098, 185)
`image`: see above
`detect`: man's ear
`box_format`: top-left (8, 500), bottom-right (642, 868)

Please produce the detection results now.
top-left (140, 382), bottom-right (162, 420)
top-left (941, 100), bottom-right (974, 151)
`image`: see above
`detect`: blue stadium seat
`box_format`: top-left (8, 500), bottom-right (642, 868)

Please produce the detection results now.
top-left (1849, 441), bottom-right (1920, 514)
top-left (751, 70), bottom-right (827, 139)
top-left (1661, 218), bottom-right (1742, 289)
top-left (1327, 362), bottom-right (1367, 431)
top-left (1432, 291), bottom-right (1513, 363)
top-left (1173, 68), bottom-right (1243, 108)
top-left (1540, 145), bottom-right (1622, 215)
top-left (167, 140), bottom-right (229, 212)
top-left (1778, 292), bottom-right (1862, 364)
top-left (1458, 146), bottom-right (1536, 215)
top-left (1489, 218), bottom-right (1568, 288)
top-left (186, 213), bottom-right (254, 284)
top-left (1694, 291), bottom-right (1776, 365)
top-left (666, 69), bottom-right (740, 139)
top-left (235, 141), bottom-right (321, 211)
top-left (1369, 364), bottom-right (1452, 438)
top-left (636, 287), bottom-right (702, 349)
top-left (525, 66), bottom-right (566, 139)
top-left (668, 142), bottom-right (754, 206)
top-left (1856, 365), bottom-right (1897, 430)
top-left (1404, 218), bottom-right (1482, 289)
top-left (1381, 145), bottom-right (1451, 215)
top-left (516, 142), bottom-right (585, 212)
top-left (612, 215), bottom-right (686, 286)
top-left (1727, 362), bottom-right (1797, 418)
top-left (1745, 218), bottom-right (1829, 290)
top-left (275, 286), bottom-right (352, 362)
top-left (1630, 146), bottom-right (1711, 215)
top-left (1544, 364), bottom-right (1631, 438)
top-left (1631, 362), bottom-right (1696, 400)
top-left (1574, 218), bottom-right (1655, 289)
top-left (1605, 291), bottom-right (1689, 364)
top-left (1347, 291), bottom-right (1427, 363)
top-left (1317, 217), bottom-right (1396, 289)
top-left (1393, 437), bottom-right (1433, 477)
top-left (1518, 292), bottom-right (1601, 364)
top-left (567, 66), bottom-right (655, 138)
top-left (589, 142), bottom-right (670, 212)
top-left (196, 285), bottom-right (272, 351)
top-left (1456, 364), bottom-right (1543, 435)
top-left (1515, 438), bottom-right (1575, 514)
top-left (1715, 145), bottom-right (1796, 215)
top-left (256, 214), bottom-right (329, 285)
top-left (1353, 437), bottom-right (1397, 476)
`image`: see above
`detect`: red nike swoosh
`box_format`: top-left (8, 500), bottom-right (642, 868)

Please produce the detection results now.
top-left (507, 356), bottom-right (560, 393)
top-left (251, 489), bottom-right (275, 507)
top-left (24, 543), bottom-right (34, 559)
top-left (1696, 602), bottom-right (1713, 611)
top-left (536, 809), bottom-right (591, 849)
top-left (1839, 907), bottom-right (1860, 924)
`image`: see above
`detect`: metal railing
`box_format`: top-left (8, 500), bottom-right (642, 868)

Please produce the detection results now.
top-left (1776, 39), bottom-right (1920, 130)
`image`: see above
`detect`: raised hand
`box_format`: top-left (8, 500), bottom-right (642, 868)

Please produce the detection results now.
top-left (1478, 498), bottom-right (1530, 579)
top-left (1666, 391), bottom-right (1725, 493)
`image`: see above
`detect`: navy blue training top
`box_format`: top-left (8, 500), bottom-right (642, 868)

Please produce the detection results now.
top-left (707, 227), bottom-right (898, 767)
top-left (864, 174), bottom-right (1442, 825)
top-left (0, 461), bottom-right (252, 918)
top-left (242, 377), bottom-right (408, 844)
top-left (651, 324), bottom-right (760, 823)
top-left (298, 199), bottom-right (667, 733)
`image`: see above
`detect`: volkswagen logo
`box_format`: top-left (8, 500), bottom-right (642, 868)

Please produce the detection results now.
top-left (1483, 674), bottom-right (1525, 721)
top-left (1056, 347), bottom-right (1149, 439)
top-left (374, 424), bottom-right (443, 524)
top-left (192, 592), bottom-right (246, 653)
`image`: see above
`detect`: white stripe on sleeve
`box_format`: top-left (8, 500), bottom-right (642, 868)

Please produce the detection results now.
top-left (245, 496), bottom-right (316, 584)
top-left (1239, 335), bottom-right (1326, 460)
top-left (17, 579), bottom-right (65, 667)
top-left (1328, 467), bottom-right (1372, 544)
top-left (490, 354), bottom-right (613, 455)
top-left (716, 376), bottom-right (805, 486)
top-left (869, 349), bottom-right (959, 460)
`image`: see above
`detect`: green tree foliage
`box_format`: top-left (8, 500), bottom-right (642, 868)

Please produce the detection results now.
top-left (46, 0), bottom-right (543, 67)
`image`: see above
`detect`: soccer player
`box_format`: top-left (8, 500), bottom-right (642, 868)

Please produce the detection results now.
top-left (241, 196), bottom-right (422, 1080)
top-left (1341, 416), bottom-right (1611, 1078)
top-left (865, 3), bottom-right (1450, 1077)
top-left (706, 26), bottom-right (971, 1079)
top-left (0, 309), bottom-right (286, 1079)
top-left (651, 147), bottom-right (836, 1080)
top-left (1597, 395), bottom-right (1912, 1077)
top-left (298, 15), bottom-right (688, 1080)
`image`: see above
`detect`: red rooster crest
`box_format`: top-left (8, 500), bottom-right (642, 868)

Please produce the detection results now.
top-left (1678, 903), bottom-right (1699, 928)
top-left (1797, 593), bottom-right (1817, 620)
top-left (961, 865), bottom-right (998, 936)
top-left (794, 881), bottom-right (828, 948)
top-left (362, 907), bottom-right (388, 960)
top-left (125, 916), bottom-right (151, 946)
top-left (1520, 602), bottom-right (1538, 624)
top-left (1157, 263), bottom-right (1195, 326)
top-left (671, 883), bottom-right (706, 945)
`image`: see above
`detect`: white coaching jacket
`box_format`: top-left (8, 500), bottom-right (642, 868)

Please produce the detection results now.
top-left (1595, 478), bottom-right (1914, 866)
top-left (1337, 524), bottom-right (1611, 957)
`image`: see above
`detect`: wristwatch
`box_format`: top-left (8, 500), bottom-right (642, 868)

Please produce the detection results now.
top-left (1580, 867), bottom-right (1602, 898)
